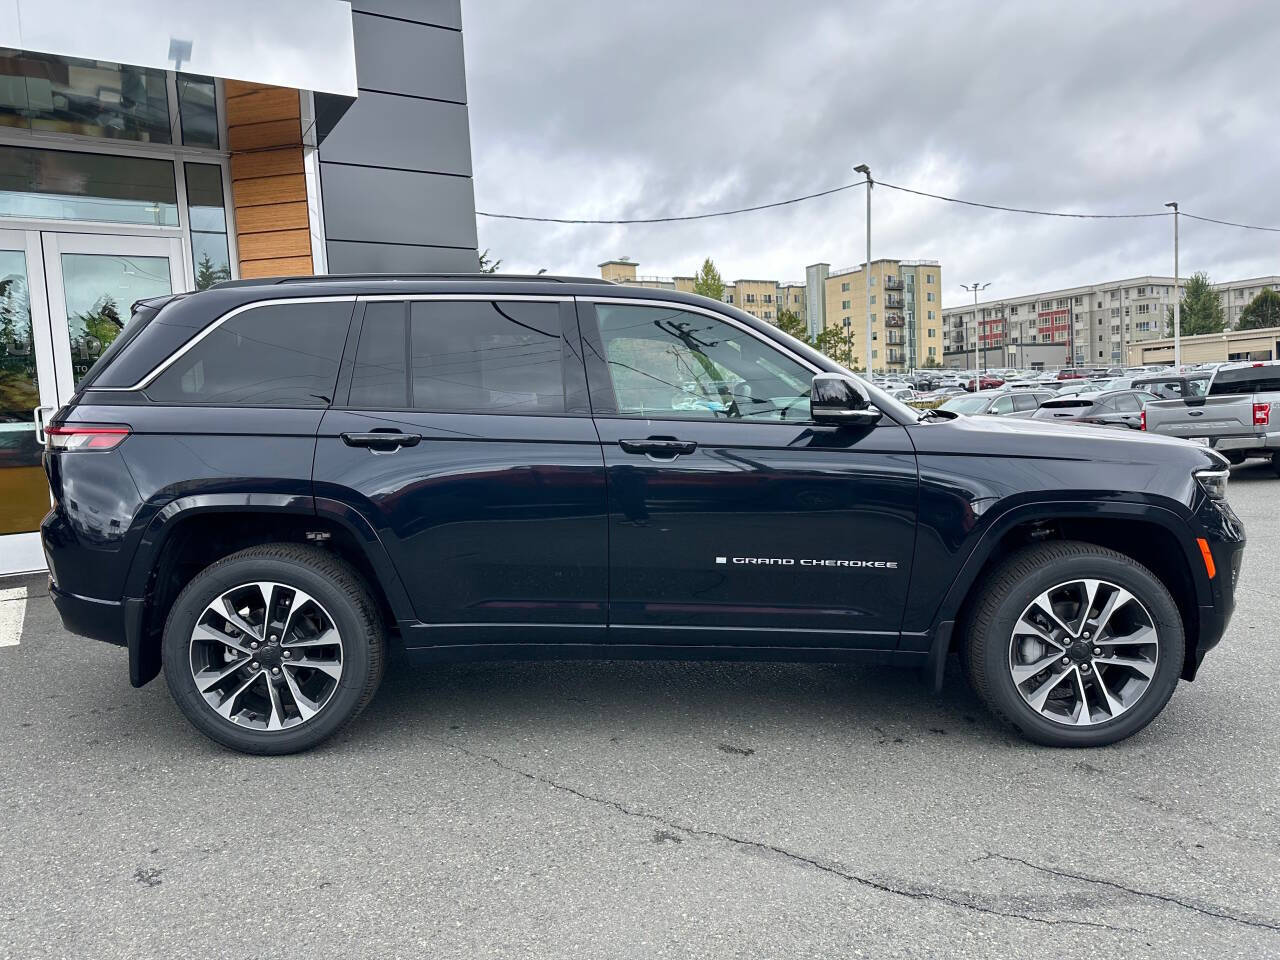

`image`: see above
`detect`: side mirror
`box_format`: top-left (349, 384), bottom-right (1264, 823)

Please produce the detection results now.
top-left (810, 373), bottom-right (880, 426)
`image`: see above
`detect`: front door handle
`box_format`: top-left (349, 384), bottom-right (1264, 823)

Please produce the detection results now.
top-left (341, 431), bottom-right (422, 451)
top-left (618, 438), bottom-right (697, 458)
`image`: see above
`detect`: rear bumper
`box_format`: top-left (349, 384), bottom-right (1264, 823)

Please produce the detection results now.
top-left (1211, 434), bottom-right (1280, 453)
top-left (48, 581), bottom-right (127, 647)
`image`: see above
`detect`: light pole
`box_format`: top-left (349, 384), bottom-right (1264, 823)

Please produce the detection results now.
top-left (855, 163), bottom-right (872, 376)
top-left (961, 282), bottom-right (990, 381)
top-left (1166, 202), bottom-right (1180, 370)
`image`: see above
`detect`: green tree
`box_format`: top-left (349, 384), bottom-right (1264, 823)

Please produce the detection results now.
top-left (692, 258), bottom-right (725, 302)
top-left (1165, 272), bottom-right (1225, 336)
top-left (479, 248), bottom-right (502, 273)
top-left (1236, 288), bottom-right (1280, 330)
top-left (921, 355), bottom-right (942, 369)
top-left (775, 307), bottom-right (806, 339)
top-left (194, 252), bottom-right (231, 291)
top-left (812, 325), bottom-right (858, 371)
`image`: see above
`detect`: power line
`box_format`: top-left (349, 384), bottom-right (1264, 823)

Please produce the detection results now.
top-left (1180, 212), bottom-right (1280, 233)
top-left (475, 181), bottom-right (863, 224)
top-left (876, 180), bottom-right (1168, 219)
top-left (477, 177), bottom-right (1280, 232)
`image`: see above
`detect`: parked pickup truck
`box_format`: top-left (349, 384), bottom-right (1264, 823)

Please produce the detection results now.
top-left (1144, 360), bottom-right (1280, 470)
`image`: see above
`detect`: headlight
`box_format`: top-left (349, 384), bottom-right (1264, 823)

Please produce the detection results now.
top-left (1195, 468), bottom-right (1229, 501)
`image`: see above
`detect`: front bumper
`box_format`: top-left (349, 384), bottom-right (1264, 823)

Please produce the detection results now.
top-left (1186, 497), bottom-right (1246, 678)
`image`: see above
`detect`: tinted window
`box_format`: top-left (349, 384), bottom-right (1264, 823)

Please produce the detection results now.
top-left (148, 301), bottom-right (350, 405)
top-left (410, 300), bottom-right (563, 413)
top-left (1209, 366), bottom-right (1280, 396)
top-left (989, 395), bottom-right (1015, 415)
top-left (595, 304), bottom-right (812, 420)
top-left (1012, 393), bottom-right (1038, 412)
top-left (1112, 393), bottom-right (1140, 413)
top-left (349, 302), bottom-right (407, 408)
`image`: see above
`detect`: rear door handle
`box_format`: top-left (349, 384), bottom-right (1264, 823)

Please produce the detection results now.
top-left (618, 438), bottom-right (697, 458)
top-left (341, 431), bottom-right (421, 450)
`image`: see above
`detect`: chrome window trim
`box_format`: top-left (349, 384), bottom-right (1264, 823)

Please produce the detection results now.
top-left (93, 295), bottom-right (358, 392)
top-left (581, 295), bottom-right (824, 375)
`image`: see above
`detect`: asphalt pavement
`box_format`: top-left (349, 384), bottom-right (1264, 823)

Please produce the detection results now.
top-left (1, 463), bottom-right (1277, 959)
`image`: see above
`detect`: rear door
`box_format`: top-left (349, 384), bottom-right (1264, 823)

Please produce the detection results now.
top-left (578, 297), bottom-right (918, 647)
top-left (313, 295), bottom-right (608, 640)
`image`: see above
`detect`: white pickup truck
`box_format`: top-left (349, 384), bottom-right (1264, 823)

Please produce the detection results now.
top-left (1143, 360), bottom-right (1280, 471)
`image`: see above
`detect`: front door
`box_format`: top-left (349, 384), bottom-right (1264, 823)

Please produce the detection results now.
top-left (0, 229), bottom-right (185, 575)
top-left (579, 298), bottom-right (919, 648)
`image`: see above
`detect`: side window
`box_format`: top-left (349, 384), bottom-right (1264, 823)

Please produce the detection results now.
top-left (593, 303), bottom-right (813, 420)
top-left (1012, 393), bottom-right (1038, 412)
top-left (990, 395), bottom-right (1015, 415)
top-left (409, 300), bottom-right (563, 413)
top-left (147, 301), bottom-right (350, 405)
top-left (349, 301), bottom-right (408, 408)
top-left (1112, 393), bottom-right (1140, 413)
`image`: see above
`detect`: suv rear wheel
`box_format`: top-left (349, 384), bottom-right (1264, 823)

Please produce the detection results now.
top-left (964, 541), bottom-right (1184, 747)
top-left (162, 544), bottom-right (384, 755)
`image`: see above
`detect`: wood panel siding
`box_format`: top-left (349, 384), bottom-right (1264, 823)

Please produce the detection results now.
top-left (225, 82), bottom-right (313, 279)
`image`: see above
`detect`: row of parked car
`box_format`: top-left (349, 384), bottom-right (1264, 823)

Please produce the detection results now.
top-left (892, 360), bottom-right (1280, 474)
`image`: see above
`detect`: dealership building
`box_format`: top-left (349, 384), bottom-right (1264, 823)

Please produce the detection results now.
top-left (0, 0), bottom-right (479, 574)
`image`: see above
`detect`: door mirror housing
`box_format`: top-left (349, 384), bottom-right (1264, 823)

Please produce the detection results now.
top-left (810, 373), bottom-right (880, 426)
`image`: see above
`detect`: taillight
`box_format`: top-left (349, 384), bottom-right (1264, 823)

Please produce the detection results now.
top-left (1140, 409), bottom-right (1146, 431)
top-left (45, 424), bottom-right (131, 451)
top-left (1253, 402), bottom-right (1270, 426)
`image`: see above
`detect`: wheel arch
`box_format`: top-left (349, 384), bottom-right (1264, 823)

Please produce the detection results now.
top-left (124, 496), bottom-right (412, 687)
top-left (936, 501), bottom-right (1208, 682)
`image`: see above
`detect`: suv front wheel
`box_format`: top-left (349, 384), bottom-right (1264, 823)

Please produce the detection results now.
top-left (162, 544), bottom-right (385, 755)
top-left (964, 541), bottom-right (1184, 747)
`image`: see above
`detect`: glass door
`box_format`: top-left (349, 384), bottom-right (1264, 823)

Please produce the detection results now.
top-left (42, 232), bottom-right (187, 396)
top-left (0, 230), bottom-right (186, 576)
top-left (0, 230), bottom-right (58, 573)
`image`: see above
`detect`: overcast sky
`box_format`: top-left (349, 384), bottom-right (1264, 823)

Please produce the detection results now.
top-left (464, 1), bottom-right (1280, 308)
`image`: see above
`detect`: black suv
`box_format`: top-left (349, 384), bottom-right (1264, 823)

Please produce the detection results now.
top-left (42, 275), bottom-right (1245, 754)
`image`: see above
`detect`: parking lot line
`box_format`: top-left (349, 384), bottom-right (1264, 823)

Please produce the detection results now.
top-left (0, 586), bottom-right (27, 647)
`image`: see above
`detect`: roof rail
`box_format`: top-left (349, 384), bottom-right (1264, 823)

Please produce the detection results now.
top-left (211, 273), bottom-right (615, 289)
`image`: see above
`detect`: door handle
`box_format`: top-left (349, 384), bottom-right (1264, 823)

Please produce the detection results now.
top-left (618, 438), bottom-right (697, 458)
top-left (33, 406), bottom-right (54, 445)
top-left (341, 431), bottom-right (422, 450)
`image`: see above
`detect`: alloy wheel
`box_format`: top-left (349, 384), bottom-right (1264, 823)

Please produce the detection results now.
top-left (1008, 578), bottom-right (1159, 727)
top-left (189, 581), bottom-right (344, 731)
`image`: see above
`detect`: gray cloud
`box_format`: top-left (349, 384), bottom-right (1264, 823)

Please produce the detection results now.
top-left (463, 0), bottom-right (1280, 305)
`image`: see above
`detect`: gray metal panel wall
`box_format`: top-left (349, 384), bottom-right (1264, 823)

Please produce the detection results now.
top-left (319, 0), bottom-right (478, 272)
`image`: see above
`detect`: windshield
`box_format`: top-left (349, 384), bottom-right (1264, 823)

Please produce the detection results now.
top-left (940, 395), bottom-right (992, 414)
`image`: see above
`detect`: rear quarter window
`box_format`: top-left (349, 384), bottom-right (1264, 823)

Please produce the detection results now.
top-left (145, 300), bottom-right (352, 406)
top-left (1209, 367), bottom-right (1280, 396)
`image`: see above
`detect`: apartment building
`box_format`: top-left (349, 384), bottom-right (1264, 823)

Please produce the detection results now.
top-left (777, 282), bottom-right (807, 327)
top-left (598, 259), bottom-right (777, 323)
top-left (942, 275), bottom-right (1280, 369)
top-left (812, 259), bottom-right (944, 373)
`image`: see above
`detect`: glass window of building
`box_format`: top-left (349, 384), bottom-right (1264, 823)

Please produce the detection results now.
top-left (0, 49), bottom-right (170, 143)
top-left (184, 163), bottom-right (231, 288)
top-left (0, 145), bottom-right (178, 225)
top-left (177, 74), bottom-right (219, 148)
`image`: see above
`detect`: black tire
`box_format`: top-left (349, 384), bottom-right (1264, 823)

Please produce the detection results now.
top-left (1223, 451), bottom-right (1246, 466)
top-left (162, 544), bottom-right (384, 755)
top-left (963, 541), bottom-right (1184, 747)
top-left (1271, 452), bottom-right (1280, 476)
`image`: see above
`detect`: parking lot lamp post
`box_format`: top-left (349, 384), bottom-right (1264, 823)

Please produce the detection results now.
top-left (855, 163), bottom-right (872, 376)
top-left (961, 282), bottom-right (990, 380)
top-left (1166, 202), bottom-right (1180, 370)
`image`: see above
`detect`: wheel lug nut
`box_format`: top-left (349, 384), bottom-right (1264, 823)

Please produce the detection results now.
top-left (269, 635), bottom-right (277, 642)
top-left (271, 666), bottom-right (280, 675)
top-left (1082, 631), bottom-right (1091, 639)
top-left (283, 650), bottom-right (292, 659)
top-left (250, 641), bottom-right (260, 650)
top-left (251, 662), bottom-right (261, 671)
top-left (1092, 647), bottom-right (1102, 656)
top-left (1081, 663), bottom-right (1091, 673)
top-left (1061, 656), bottom-right (1071, 665)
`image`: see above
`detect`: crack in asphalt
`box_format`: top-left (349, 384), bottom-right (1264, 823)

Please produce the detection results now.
top-left (981, 854), bottom-right (1280, 932)
top-left (446, 742), bottom-right (1130, 934)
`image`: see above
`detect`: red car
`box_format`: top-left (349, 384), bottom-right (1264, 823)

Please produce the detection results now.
top-left (1056, 369), bottom-right (1085, 381)
top-left (966, 374), bottom-right (1006, 391)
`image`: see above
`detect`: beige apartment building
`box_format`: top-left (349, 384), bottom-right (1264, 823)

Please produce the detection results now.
top-left (812, 259), bottom-right (944, 372)
top-left (1129, 325), bottom-right (1280, 366)
top-left (777, 282), bottom-right (806, 327)
top-left (597, 259), bottom-right (778, 323)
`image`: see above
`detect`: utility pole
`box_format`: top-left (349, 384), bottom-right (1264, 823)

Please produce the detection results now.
top-left (961, 282), bottom-right (990, 379)
top-left (855, 163), bottom-right (872, 377)
top-left (1166, 202), bottom-right (1180, 370)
